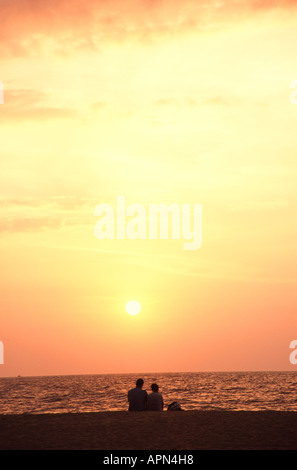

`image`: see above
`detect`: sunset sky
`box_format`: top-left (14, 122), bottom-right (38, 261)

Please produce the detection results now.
top-left (0, 0), bottom-right (296, 376)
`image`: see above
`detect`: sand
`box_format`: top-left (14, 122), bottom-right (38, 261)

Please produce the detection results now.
top-left (0, 410), bottom-right (296, 450)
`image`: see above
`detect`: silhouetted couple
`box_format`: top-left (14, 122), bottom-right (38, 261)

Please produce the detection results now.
top-left (128, 378), bottom-right (164, 411)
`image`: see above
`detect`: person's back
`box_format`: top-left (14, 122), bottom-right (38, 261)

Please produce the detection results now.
top-left (146, 383), bottom-right (163, 411)
top-left (128, 379), bottom-right (148, 411)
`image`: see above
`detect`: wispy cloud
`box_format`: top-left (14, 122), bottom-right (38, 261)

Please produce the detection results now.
top-left (0, 196), bottom-right (95, 233)
top-left (1, 0), bottom-right (296, 58)
top-left (228, 198), bottom-right (289, 212)
top-left (0, 89), bottom-right (78, 122)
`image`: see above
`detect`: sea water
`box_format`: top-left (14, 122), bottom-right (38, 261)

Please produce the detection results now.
top-left (0, 371), bottom-right (296, 414)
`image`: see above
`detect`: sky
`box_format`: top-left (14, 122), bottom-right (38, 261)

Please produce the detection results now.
top-left (0, 0), bottom-right (296, 376)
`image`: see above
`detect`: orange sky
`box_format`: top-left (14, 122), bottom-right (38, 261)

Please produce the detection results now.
top-left (0, 0), bottom-right (296, 376)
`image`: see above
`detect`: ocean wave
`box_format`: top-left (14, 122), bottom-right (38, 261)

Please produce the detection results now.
top-left (0, 372), bottom-right (296, 414)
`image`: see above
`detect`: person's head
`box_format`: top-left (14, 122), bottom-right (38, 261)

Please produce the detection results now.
top-left (151, 383), bottom-right (159, 392)
top-left (136, 378), bottom-right (144, 388)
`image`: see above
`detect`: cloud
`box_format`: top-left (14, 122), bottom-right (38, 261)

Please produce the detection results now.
top-left (1, 0), bottom-right (296, 59)
top-left (155, 97), bottom-right (197, 107)
top-left (0, 89), bottom-right (78, 122)
top-left (0, 196), bottom-right (95, 233)
top-left (91, 101), bottom-right (107, 111)
top-left (251, 0), bottom-right (297, 10)
top-left (0, 216), bottom-right (63, 233)
top-left (228, 198), bottom-right (289, 212)
top-left (201, 96), bottom-right (241, 106)
top-left (155, 96), bottom-right (242, 109)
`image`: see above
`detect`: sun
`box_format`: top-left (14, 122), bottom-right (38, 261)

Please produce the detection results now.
top-left (126, 300), bottom-right (141, 315)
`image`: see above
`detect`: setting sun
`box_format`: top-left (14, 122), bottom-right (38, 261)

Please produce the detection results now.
top-left (126, 301), bottom-right (141, 316)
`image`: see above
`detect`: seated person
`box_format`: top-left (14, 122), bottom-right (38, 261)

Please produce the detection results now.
top-left (128, 378), bottom-right (148, 411)
top-left (146, 383), bottom-right (164, 411)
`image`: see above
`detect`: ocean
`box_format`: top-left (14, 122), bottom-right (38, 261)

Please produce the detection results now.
top-left (0, 372), bottom-right (296, 415)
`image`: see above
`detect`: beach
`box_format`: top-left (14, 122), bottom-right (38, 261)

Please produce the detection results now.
top-left (0, 410), bottom-right (296, 450)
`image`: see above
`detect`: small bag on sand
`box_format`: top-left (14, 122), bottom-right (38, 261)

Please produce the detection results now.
top-left (167, 401), bottom-right (182, 411)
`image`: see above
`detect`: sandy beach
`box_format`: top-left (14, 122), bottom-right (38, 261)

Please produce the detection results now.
top-left (0, 410), bottom-right (296, 450)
